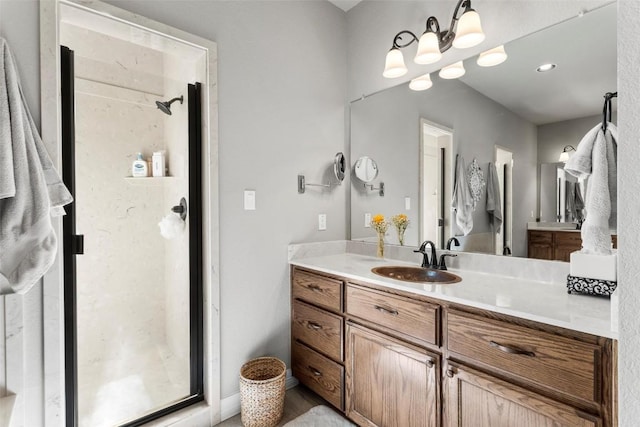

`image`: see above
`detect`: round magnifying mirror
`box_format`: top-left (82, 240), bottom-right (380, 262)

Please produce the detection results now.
top-left (354, 156), bottom-right (378, 183)
top-left (334, 152), bottom-right (346, 182)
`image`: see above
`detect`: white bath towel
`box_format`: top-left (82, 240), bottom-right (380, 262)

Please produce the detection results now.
top-left (451, 155), bottom-right (473, 236)
top-left (564, 123), bottom-right (617, 254)
top-left (0, 37), bottom-right (73, 294)
top-left (486, 162), bottom-right (502, 233)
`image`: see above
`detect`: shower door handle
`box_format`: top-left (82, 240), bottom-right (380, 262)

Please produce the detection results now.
top-left (72, 234), bottom-right (84, 255)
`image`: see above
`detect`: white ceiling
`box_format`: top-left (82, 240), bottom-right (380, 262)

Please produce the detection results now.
top-left (327, 0), bottom-right (362, 12)
top-left (459, 3), bottom-right (616, 125)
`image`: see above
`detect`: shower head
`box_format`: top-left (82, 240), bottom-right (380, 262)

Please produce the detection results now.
top-left (155, 95), bottom-right (183, 115)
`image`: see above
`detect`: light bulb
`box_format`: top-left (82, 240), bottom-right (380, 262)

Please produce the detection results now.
top-left (409, 73), bottom-right (433, 91)
top-left (439, 61), bottom-right (466, 79)
top-left (415, 32), bottom-right (442, 65)
top-left (559, 151), bottom-right (570, 163)
top-left (453, 9), bottom-right (485, 49)
top-left (383, 48), bottom-right (408, 78)
top-left (477, 45), bottom-right (507, 67)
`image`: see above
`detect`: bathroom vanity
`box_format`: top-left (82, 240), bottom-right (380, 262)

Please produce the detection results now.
top-left (527, 228), bottom-right (618, 261)
top-left (290, 252), bottom-right (617, 427)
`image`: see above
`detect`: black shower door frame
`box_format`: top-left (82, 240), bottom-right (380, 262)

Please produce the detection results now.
top-left (60, 45), bottom-right (204, 427)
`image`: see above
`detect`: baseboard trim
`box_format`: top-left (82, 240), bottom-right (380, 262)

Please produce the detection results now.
top-left (220, 369), bottom-right (299, 422)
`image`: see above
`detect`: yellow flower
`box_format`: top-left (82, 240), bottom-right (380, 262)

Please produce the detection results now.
top-left (392, 214), bottom-right (409, 227)
top-left (370, 214), bottom-right (389, 233)
top-left (372, 214), bottom-right (385, 224)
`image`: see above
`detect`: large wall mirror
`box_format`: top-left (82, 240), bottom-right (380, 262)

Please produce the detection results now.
top-left (350, 2), bottom-right (616, 259)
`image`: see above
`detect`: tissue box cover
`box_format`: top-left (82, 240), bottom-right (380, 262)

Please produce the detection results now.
top-left (570, 251), bottom-right (617, 281)
top-left (567, 274), bottom-right (617, 297)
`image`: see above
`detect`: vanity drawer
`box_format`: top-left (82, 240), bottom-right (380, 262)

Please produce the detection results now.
top-left (346, 284), bottom-right (439, 346)
top-left (293, 269), bottom-right (343, 312)
top-left (446, 310), bottom-right (601, 404)
top-left (292, 340), bottom-right (344, 410)
top-left (528, 230), bottom-right (553, 244)
top-left (292, 300), bottom-right (343, 362)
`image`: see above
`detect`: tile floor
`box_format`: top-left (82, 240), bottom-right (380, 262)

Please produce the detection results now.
top-left (217, 385), bottom-right (333, 426)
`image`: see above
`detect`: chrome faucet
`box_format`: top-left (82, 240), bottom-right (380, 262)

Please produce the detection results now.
top-left (414, 240), bottom-right (437, 268)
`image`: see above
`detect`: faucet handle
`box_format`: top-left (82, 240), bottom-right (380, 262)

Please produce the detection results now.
top-left (413, 249), bottom-right (430, 268)
top-left (438, 253), bottom-right (457, 270)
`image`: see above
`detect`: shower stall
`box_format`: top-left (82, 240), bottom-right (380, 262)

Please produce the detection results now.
top-left (59, 3), bottom-right (206, 425)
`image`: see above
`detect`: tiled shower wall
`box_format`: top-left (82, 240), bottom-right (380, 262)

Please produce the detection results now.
top-left (61, 19), bottom-right (168, 362)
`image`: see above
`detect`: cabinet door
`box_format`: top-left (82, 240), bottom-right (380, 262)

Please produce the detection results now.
top-left (345, 322), bottom-right (439, 427)
top-left (444, 363), bottom-right (601, 427)
top-left (527, 231), bottom-right (554, 260)
top-left (555, 232), bottom-right (582, 262)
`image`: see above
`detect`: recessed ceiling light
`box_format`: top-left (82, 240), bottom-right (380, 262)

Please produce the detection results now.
top-left (536, 63), bottom-right (557, 72)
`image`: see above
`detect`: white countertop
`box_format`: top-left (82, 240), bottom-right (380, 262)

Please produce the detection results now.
top-left (290, 253), bottom-right (617, 339)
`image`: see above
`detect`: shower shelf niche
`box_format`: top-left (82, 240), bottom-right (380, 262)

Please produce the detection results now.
top-left (124, 176), bottom-right (179, 186)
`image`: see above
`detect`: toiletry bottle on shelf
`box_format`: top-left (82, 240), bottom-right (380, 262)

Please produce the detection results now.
top-left (132, 152), bottom-right (148, 177)
top-left (152, 151), bottom-right (166, 177)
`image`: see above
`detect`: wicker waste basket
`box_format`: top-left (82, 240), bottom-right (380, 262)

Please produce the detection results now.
top-left (239, 357), bottom-right (286, 427)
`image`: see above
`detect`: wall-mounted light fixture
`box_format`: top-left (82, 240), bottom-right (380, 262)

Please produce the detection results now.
top-left (477, 45), bottom-right (507, 67)
top-left (558, 145), bottom-right (576, 163)
top-left (383, 0), bottom-right (507, 91)
top-left (383, 0), bottom-right (485, 77)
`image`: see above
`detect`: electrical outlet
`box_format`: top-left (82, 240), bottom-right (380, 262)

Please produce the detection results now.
top-left (365, 213), bottom-right (371, 227)
top-left (318, 214), bottom-right (327, 231)
top-left (405, 197), bottom-right (411, 210)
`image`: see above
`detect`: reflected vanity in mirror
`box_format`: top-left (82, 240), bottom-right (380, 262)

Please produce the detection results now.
top-left (350, 3), bottom-right (616, 259)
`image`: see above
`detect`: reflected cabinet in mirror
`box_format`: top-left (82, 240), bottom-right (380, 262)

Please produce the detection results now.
top-left (349, 3), bottom-right (616, 259)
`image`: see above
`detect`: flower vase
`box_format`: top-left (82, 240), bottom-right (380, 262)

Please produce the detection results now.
top-left (397, 227), bottom-right (405, 246)
top-left (377, 232), bottom-right (385, 258)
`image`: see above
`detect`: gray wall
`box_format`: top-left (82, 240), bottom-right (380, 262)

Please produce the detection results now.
top-left (351, 79), bottom-right (537, 257)
top-left (102, 0), bottom-right (348, 399)
top-left (6, 0), bottom-right (640, 422)
top-left (538, 114), bottom-right (612, 164)
top-left (618, 0), bottom-right (640, 424)
top-left (1, 0), bottom-right (347, 401)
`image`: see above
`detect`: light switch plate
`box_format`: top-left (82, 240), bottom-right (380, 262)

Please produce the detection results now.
top-left (244, 190), bottom-right (256, 210)
top-left (365, 213), bottom-right (371, 227)
top-left (318, 214), bottom-right (327, 231)
top-left (405, 197), bottom-right (411, 210)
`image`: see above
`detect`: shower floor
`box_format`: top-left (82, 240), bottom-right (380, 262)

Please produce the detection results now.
top-left (78, 343), bottom-right (189, 427)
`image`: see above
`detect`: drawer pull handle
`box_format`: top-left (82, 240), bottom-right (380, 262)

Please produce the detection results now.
top-left (489, 340), bottom-right (536, 357)
top-left (446, 368), bottom-right (455, 378)
top-left (307, 284), bottom-right (323, 292)
top-left (374, 305), bottom-right (399, 316)
top-left (308, 366), bottom-right (323, 377)
top-left (426, 359), bottom-right (435, 368)
top-left (307, 321), bottom-right (322, 330)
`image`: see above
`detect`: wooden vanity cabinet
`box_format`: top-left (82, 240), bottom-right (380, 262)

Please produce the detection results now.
top-left (444, 363), bottom-right (601, 427)
top-left (290, 266), bottom-right (617, 427)
top-left (291, 268), bottom-right (346, 410)
top-left (345, 322), bottom-right (439, 427)
top-left (527, 229), bottom-right (618, 261)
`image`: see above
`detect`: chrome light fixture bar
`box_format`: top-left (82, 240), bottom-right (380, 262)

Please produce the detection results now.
top-left (383, 0), bottom-right (485, 78)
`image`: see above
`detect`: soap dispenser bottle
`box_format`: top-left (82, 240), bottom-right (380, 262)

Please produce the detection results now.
top-left (132, 152), bottom-right (148, 177)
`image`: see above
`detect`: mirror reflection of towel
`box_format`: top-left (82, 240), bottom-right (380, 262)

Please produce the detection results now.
top-left (486, 162), bottom-right (502, 233)
top-left (565, 182), bottom-right (585, 222)
top-left (452, 155), bottom-right (473, 236)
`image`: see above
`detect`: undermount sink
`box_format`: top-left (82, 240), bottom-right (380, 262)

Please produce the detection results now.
top-left (371, 266), bottom-right (462, 284)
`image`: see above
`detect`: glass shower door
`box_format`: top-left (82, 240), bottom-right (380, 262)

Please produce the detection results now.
top-left (61, 37), bottom-right (203, 426)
